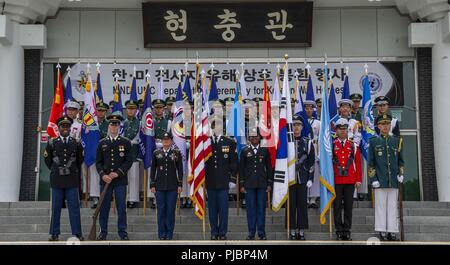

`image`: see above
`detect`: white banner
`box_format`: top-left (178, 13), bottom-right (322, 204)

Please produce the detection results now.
top-left (64, 62), bottom-right (394, 104)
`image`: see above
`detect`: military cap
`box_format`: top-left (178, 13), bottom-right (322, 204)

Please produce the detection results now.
top-left (107, 113), bottom-right (124, 123)
top-left (376, 114), bottom-right (392, 124)
top-left (374, 96), bottom-right (390, 105)
top-left (303, 100), bottom-right (316, 107)
top-left (315, 98), bottom-right (322, 104)
top-left (165, 96), bottom-right (176, 105)
top-left (293, 115), bottom-right (304, 125)
top-left (338, 98), bottom-right (353, 107)
top-left (152, 99), bottom-right (166, 107)
top-left (335, 118), bottom-right (349, 129)
top-left (57, 116), bottom-right (73, 126)
top-left (137, 99), bottom-right (144, 107)
top-left (96, 102), bottom-right (109, 111)
top-left (65, 100), bottom-right (80, 110)
top-left (125, 99), bottom-right (138, 109)
top-left (350, 93), bottom-right (363, 101)
top-left (108, 100), bottom-right (115, 109)
top-left (162, 132), bottom-right (173, 140)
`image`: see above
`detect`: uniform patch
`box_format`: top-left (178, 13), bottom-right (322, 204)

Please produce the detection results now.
top-left (119, 152), bottom-right (124, 157)
top-left (119, 145), bottom-right (125, 152)
top-left (156, 153), bottom-right (164, 159)
top-left (224, 154), bottom-right (228, 159)
top-left (247, 151), bottom-right (253, 157)
top-left (378, 151), bottom-right (383, 156)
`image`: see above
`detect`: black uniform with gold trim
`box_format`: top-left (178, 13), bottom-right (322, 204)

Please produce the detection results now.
top-left (205, 136), bottom-right (238, 189)
top-left (150, 148), bottom-right (183, 190)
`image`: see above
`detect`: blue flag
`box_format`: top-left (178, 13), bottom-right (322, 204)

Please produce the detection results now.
top-left (95, 72), bottom-right (104, 103)
top-left (208, 77), bottom-right (219, 114)
top-left (319, 64), bottom-right (336, 225)
top-left (361, 75), bottom-right (375, 161)
top-left (183, 75), bottom-right (192, 102)
top-left (112, 82), bottom-right (123, 115)
top-left (342, 75), bottom-right (350, 100)
top-left (226, 82), bottom-right (246, 156)
top-left (130, 76), bottom-right (138, 102)
top-left (65, 76), bottom-right (73, 103)
top-left (139, 83), bottom-right (156, 169)
top-left (305, 75), bottom-right (317, 118)
top-left (328, 83), bottom-right (338, 120)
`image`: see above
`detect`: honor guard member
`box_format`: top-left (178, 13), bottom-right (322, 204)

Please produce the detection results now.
top-left (45, 116), bottom-right (84, 241)
top-left (153, 99), bottom-right (170, 144)
top-left (123, 99), bottom-right (141, 209)
top-left (108, 100), bottom-right (115, 116)
top-left (239, 128), bottom-right (273, 240)
top-left (150, 132), bottom-right (183, 240)
top-left (137, 99), bottom-right (144, 116)
top-left (374, 96), bottom-right (400, 136)
top-left (369, 114), bottom-right (405, 241)
top-left (96, 113), bottom-right (133, 241)
top-left (65, 100), bottom-right (82, 140)
top-left (96, 102), bottom-right (109, 139)
top-left (350, 93), bottom-right (363, 123)
top-left (205, 117), bottom-right (238, 240)
top-left (304, 99), bottom-right (321, 209)
top-left (315, 98), bottom-right (322, 120)
top-left (165, 96), bottom-right (176, 120)
top-left (289, 116), bottom-right (315, 240)
top-left (332, 119), bottom-right (362, 241)
top-left (180, 101), bottom-right (194, 209)
top-left (331, 98), bottom-right (361, 145)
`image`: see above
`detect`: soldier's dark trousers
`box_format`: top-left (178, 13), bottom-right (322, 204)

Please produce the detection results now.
top-left (99, 184), bottom-right (128, 238)
top-left (333, 184), bottom-right (355, 233)
top-left (156, 190), bottom-right (177, 239)
top-left (289, 183), bottom-right (308, 230)
top-left (49, 187), bottom-right (81, 236)
top-left (207, 189), bottom-right (229, 237)
top-left (245, 188), bottom-right (267, 237)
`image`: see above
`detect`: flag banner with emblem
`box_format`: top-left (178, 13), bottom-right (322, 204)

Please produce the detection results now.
top-left (271, 86), bottom-right (288, 211)
top-left (183, 74), bottom-right (193, 102)
top-left (172, 81), bottom-right (187, 178)
top-left (361, 74), bottom-right (375, 161)
top-left (81, 71), bottom-right (101, 167)
top-left (188, 64), bottom-right (211, 220)
top-left (47, 67), bottom-right (65, 138)
top-left (283, 66), bottom-right (297, 186)
top-left (260, 77), bottom-right (276, 168)
top-left (95, 71), bottom-right (104, 104)
top-left (139, 81), bottom-right (156, 169)
top-left (319, 64), bottom-right (336, 225)
top-left (226, 82), bottom-right (246, 156)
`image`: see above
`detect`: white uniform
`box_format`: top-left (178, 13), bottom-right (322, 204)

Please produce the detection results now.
top-left (374, 188), bottom-right (399, 233)
top-left (127, 130), bottom-right (141, 203)
top-left (308, 117), bottom-right (321, 199)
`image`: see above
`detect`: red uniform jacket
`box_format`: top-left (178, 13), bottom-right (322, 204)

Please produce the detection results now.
top-left (332, 139), bottom-right (362, 185)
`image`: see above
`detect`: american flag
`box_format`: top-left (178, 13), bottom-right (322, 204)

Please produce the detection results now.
top-left (188, 64), bottom-right (212, 220)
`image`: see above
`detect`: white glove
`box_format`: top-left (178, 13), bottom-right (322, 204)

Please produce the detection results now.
top-left (229, 182), bottom-right (236, 190)
top-left (397, 175), bottom-right (404, 183)
top-left (372, 181), bottom-right (381, 188)
top-left (306, 180), bottom-right (313, 188)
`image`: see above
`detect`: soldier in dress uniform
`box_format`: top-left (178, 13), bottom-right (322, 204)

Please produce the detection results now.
top-left (95, 113), bottom-right (133, 241)
top-left (239, 128), bottom-right (273, 240)
top-left (45, 116), bottom-right (84, 241)
top-left (369, 114), bottom-right (405, 241)
top-left (153, 99), bottom-right (171, 143)
top-left (90, 101), bottom-right (110, 209)
top-left (289, 116), bottom-right (315, 240)
top-left (165, 96), bottom-right (176, 120)
top-left (65, 100), bottom-right (82, 140)
top-left (304, 100), bottom-right (321, 209)
top-left (350, 93), bottom-right (363, 123)
top-left (205, 118), bottom-right (238, 240)
top-left (123, 99), bottom-right (141, 209)
top-left (332, 118), bottom-right (362, 241)
top-left (150, 132), bottom-right (183, 240)
top-left (374, 96), bottom-right (400, 137)
top-left (331, 98), bottom-right (361, 145)
top-left (315, 98), bottom-right (322, 120)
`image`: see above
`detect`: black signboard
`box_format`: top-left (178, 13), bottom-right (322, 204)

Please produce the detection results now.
top-left (142, 2), bottom-right (313, 48)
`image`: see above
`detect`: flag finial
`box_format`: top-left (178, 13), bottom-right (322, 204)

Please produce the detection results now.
top-left (177, 71), bottom-right (182, 83)
top-left (262, 69), bottom-right (267, 80)
top-left (364, 63), bottom-right (369, 75)
top-left (145, 72), bottom-right (151, 83)
top-left (96, 62), bottom-right (101, 72)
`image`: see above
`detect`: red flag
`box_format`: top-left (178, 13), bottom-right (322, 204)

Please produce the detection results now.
top-left (47, 67), bottom-right (65, 138)
top-left (260, 78), bottom-right (276, 168)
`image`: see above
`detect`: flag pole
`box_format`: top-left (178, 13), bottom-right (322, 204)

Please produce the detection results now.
top-left (202, 183), bottom-right (206, 240)
top-left (143, 170), bottom-right (148, 216)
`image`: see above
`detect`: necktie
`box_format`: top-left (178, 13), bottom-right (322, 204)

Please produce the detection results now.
top-left (214, 136), bottom-right (218, 144)
top-left (341, 141), bottom-right (345, 148)
top-left (253, 148), bottom-right (257, 154)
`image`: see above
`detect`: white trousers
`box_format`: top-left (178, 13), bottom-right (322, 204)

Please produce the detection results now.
top-left (89, 164), bottom-right (100, 197)
top-left (374, 188), bottom-right (399, 233)
top-left (127, 161), bottom-right (140, 202)
top-left (81, 162), bottom-right (88, 193)
top-left (146, 168), bottom-right (155, 199)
